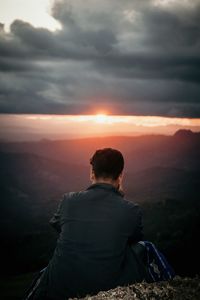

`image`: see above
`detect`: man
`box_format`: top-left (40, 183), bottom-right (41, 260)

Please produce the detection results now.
top-left (33, 148), bottom-right (148, 300)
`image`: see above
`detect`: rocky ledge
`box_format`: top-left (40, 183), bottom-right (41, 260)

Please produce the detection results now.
top-left (71, 276), bottom-right (200, 300)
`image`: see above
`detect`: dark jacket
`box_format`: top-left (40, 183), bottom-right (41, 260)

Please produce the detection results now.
top-left (33, 183), bottom-right (148, 300)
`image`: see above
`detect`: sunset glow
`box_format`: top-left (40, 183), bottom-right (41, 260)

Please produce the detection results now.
top-left (0, 114), bottom-right (200, 142)
top-left (23, 114), bottom-right (200, 127)
top-left (95, 114), bottom-right (108, 124)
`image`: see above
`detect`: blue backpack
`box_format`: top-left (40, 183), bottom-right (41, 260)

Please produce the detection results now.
top-left (139, 241), bottom-right (175, 282)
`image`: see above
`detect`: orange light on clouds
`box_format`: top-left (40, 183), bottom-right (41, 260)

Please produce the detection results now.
top-left (0, 114), bottom-right (200, 142)
top-left (23, 114), bottom-right (200, 127)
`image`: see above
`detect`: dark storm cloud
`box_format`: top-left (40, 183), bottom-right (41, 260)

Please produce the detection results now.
top-left (143, 3), bottom-right (200, 50)
top-left (0, 0), bottom-right (200, 116)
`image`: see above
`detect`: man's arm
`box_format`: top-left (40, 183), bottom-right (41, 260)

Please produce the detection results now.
top-left (128, 204), bottom-right (144, 244)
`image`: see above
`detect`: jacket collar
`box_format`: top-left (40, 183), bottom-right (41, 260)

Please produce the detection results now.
top-left (86, 182), bottom-right (124, 197)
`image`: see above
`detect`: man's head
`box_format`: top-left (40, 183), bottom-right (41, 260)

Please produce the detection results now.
top-left (89, 148), bottom-right (124, 188)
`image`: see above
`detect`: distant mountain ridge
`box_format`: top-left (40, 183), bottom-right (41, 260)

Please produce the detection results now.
top-left (174, 129), bottom-right (200, 138)
top-left (0, 130), bottom-right (199, 173)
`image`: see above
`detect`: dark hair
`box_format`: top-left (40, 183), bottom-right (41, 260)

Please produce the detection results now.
top-left (90, 148), bottom-right (124, 180)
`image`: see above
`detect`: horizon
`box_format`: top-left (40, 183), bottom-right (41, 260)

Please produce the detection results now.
top-left (0, 113), bottom-right (200, 142)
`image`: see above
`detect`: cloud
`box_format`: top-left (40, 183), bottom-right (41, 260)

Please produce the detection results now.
top-left (0, 0), bottom-right (200, 117)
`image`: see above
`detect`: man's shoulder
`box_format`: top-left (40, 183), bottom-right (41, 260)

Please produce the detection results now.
top-left (120, 197), bottom-right (141, 214)
top-left (62, 190), bottom-right (90, 202)
top-left (123, 197), bottom-right (140, 208)
top-left (62, 190), bottom-right (140, 212)
top-left (63, 191), bottom-right (83, 201)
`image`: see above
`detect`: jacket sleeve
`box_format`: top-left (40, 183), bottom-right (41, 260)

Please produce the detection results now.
top-left (49, 194), bottom-right (65, 233)
top-left (128, 204), bottom-right (144, 244)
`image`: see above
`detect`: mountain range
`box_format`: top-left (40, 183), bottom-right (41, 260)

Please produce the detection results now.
top-left (0, 129), bottom-right (199, 276)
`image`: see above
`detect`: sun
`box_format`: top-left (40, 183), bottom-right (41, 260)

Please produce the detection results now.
top-left (95, 114), bottom-right (108, 123)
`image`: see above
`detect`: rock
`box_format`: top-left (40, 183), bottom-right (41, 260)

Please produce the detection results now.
top-left (70, 276), bottom-right (200, 300)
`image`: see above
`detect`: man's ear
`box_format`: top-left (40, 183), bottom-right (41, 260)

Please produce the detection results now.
top-left (119, 172), bottom-right (123, 182)
top-left (117, 172), bottom-right (124, 194)
top-left (90, 166), bottom-right (95, 182)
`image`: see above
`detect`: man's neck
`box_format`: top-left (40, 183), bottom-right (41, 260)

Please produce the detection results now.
top-left (92, 178), bottom-right (119, 189)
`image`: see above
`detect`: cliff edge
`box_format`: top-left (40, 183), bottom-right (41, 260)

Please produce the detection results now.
top-left (71, 277), bottom-right (200, 300)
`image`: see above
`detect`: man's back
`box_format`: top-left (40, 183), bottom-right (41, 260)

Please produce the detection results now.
top-left (34, 183), bottom-right (147, 299)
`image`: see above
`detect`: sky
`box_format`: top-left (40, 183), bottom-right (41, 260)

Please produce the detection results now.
top-left (0, 0), bottom-right (200, 118)
top-left (0, 113), bottom-right (200, 141)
